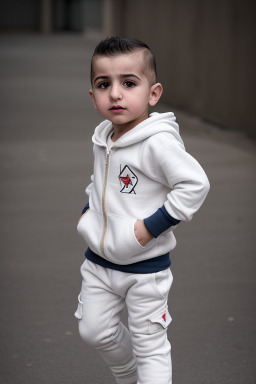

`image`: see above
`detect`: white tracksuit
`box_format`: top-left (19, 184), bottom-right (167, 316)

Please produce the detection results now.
top-left (75, 112), bottom-right (210, 383)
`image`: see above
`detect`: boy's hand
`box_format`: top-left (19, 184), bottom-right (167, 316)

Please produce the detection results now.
top-left (78, 209), bottom-right (90, 224)
top-left (134, 220), bottom-right (154, 247)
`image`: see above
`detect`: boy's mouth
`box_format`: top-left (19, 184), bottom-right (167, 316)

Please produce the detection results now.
top-left (110, 105), bottom-right (125, 112)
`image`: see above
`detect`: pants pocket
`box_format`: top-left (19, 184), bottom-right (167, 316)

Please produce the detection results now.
top-left (74, 293), bottom-right (83, 320)
top-left (148, 307), bottom-right (172, 334)
top-left (151, 268), bottom-right (173, 300)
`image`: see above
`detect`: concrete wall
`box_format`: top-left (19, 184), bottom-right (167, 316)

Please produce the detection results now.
top-left (53, 0), bottom-right (102, 32)
top-left (0, 0), bottom-right (40, 31)
top-left (0, 0), bottom-right (102, 33)
top-left (83, 0), bottom-right (102, 31)
top-left (103, 0), bottom-right (256, 137)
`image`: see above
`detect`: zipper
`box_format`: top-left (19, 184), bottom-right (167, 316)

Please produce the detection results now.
top-left (100, 150), bottom-right (110, 257)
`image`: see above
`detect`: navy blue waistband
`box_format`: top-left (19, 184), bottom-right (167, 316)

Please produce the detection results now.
top-left (85, 248), bottom-right (171, 274)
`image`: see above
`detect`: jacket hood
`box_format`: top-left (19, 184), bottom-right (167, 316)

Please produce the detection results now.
top-left (92, 112), bottom-right (184, 148)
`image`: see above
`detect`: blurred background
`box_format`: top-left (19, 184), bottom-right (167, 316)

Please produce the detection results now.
top-left (0, 0), bottom-right (255, 137)
top-left (0, 1), bottom-right (255, 383)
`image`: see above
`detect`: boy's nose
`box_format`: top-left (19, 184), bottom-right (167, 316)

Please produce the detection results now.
top-left (110, 84), bottom-right (122, 101)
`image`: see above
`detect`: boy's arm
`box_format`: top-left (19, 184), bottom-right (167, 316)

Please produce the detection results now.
top-left (137, 140), bottom-right (210, 245)
top-left (135, 206), bottom-right (180, 246)
top-left (144, 205), bottom-right (181, 238)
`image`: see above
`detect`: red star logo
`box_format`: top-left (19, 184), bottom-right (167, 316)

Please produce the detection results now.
top-left (119, 174), bottom-right (132, 188)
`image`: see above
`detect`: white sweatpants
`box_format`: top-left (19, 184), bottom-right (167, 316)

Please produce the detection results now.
top-left (75, 259), bottom-right (173, 384)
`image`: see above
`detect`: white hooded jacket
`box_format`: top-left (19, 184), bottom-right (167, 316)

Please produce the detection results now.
top-left (77, 112), bottom-right (210, 268)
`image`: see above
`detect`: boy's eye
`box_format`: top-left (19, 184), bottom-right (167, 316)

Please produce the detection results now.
top-left (98, 81), bottom-right (110, 89)
top-left (124, 81), bottom-right (136, 88)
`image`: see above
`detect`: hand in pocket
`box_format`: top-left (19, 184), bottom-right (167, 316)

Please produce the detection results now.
top-left (134, 220), bottom-right (154, 247)
top-left (78, 209), bottom-right (90, 225)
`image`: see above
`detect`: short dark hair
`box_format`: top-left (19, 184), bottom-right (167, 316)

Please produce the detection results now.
top-left (90, 36), bottom-right (157, 85)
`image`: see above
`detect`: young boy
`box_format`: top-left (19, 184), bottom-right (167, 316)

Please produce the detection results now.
top-left (75, 36), bottom-right (210, 384)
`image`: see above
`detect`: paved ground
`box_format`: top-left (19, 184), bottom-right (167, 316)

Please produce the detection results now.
top-left (0, 34), bottom-right (255, 384)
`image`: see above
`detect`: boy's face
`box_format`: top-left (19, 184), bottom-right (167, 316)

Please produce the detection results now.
top-left (89, 51), bottom-right (162, 134)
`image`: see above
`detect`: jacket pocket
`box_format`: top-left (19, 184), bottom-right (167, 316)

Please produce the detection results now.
top-left (77, 209), bottom-right (102, 255)
top-left (104, 215), bottom-right (156, 263)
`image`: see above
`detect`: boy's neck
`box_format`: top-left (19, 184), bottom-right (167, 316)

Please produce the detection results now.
top-left (111, 113), bottom-right (149, 142)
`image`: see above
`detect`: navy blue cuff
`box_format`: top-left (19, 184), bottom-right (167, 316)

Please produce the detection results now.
top-left (144, 205), bottom-right (180, 238)
top-left (81, 202), bottom-right (90, 216)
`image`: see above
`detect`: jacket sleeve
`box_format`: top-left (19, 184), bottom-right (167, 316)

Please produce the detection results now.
top-left (144, 140), bottom-right (210, 237)
top-left (80, 175), bottom-right (94, 216)
top-left (144, 205), bottom-right (180, 238)
top-left (85, 174), bottom-right (94, 198)
top-left (81, 202), bottom-right (90, 216)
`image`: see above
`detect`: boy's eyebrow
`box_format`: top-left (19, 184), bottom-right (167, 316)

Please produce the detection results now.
top-left (93, 74), bottom-right (141, 84)
top-left (93, 75), bottom-right (109, 84)
top-left (121, 74), bottom-right (141, 80)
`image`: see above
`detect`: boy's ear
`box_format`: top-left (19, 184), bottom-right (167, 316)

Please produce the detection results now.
top-left (89, 89), bottom-right (97, 109)
top-left (149, 83), bottom-right (163, 107)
